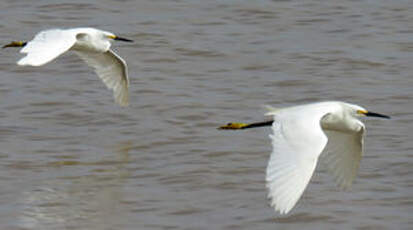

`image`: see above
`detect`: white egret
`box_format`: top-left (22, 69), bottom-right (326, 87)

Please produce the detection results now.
top-left (219, 101), bottom-right (390, 214)
top-left (3, 27), bottom-right (133, 106)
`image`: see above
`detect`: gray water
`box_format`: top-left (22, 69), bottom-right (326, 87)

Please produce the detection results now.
top-left (0, 0), bottom-right (412, 229)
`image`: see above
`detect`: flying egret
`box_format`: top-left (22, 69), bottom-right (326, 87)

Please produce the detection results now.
top-left (3, 27), bottom-right (133, 106)
top-left (219, 101), bottom-right (390, 214)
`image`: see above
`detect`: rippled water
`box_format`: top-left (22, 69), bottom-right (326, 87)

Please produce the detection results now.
top-left (0, 0), bottom-right (412, 229)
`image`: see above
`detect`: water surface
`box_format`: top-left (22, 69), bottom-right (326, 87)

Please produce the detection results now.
top-left (0, 0), bottom-right (412, 229)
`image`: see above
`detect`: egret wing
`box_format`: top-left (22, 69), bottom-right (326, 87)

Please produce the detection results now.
top-left (18, 29), bottom-right (76, 66)
top-left (320, 127), bottom-right (365, 190)
top-left (266, 110), bottom-right (328, 214)
top-left (75, 49), bottom-right (129, 106)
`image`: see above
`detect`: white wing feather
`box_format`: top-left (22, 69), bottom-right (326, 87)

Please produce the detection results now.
top-left (75, 49), bottom-right (129, 106)
top-left (266, 110), bottom-right (328, 214)
top-left (18, 29), bottom-right (76, 66)
top-left (320, 127), bottom-right (365, 189)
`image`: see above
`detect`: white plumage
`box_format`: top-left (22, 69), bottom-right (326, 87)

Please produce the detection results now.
top-left (220, 101), bottom-right (390, 214)
top-left (265, 101), bottom-right (389, 214)
top-left (11, 27), bottom-right (131, 106)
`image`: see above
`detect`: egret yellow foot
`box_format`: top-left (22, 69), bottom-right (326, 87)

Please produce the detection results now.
top-left (219, 122), bottom-right (249, 130)
top-left (3, 41), bottom-right (27, 48)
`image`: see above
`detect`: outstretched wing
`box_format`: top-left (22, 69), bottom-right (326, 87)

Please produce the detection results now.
top-left (18, 29), bottom-right (76, 66)
top-left (266, 109), bottom-right (329, 214)
top-left (75, 49), bottom-right (129, 106)
top-left (320, 126), bottom-right (365, 190)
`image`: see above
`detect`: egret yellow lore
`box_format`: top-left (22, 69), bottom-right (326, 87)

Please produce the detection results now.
top-left (219, 101), bottom-right (390, 214)
top-left (3, 27), bottom-right (133, 106)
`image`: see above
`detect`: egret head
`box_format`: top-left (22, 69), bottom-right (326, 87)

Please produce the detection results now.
top-left (347, 103), bottom-right (390, 119)
top-left (104, 32), bottom-right (133, 42)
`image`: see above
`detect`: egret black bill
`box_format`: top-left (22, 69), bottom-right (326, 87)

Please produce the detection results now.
top-left (365, 111), bottom-right (391, 119)
top-left (114, 36), bottom-right (133, 42)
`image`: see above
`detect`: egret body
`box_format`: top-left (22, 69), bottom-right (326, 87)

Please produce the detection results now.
top-left (219, 101), bottom-right (390, 214)
top-left (3, 27), bottom-right (133, 106)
